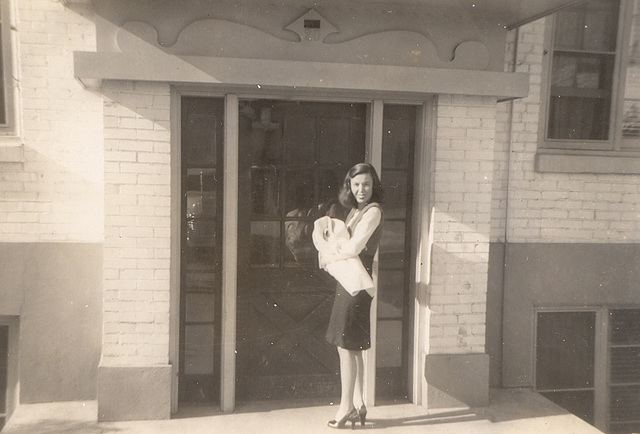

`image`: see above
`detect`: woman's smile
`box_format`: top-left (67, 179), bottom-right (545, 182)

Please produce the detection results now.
top-left (351, 173), bottom-right (373, 207)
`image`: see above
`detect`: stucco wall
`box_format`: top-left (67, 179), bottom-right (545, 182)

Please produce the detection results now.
top-left (0, 242), bottom-right (102, 403)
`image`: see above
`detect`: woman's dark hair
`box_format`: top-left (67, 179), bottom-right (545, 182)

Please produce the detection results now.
top-left (338, 163), bottom-right (384, 209)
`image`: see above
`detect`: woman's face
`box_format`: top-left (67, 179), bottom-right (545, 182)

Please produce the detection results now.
top-left (350, 173), bottom-right (374, 206)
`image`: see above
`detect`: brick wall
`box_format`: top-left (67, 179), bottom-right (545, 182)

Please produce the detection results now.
top-left (0, 0), bottom-right (103, 243)
top-left (429, 95), bottom-right (495, 354)
top-left (493, 19), bottom-right (640, 244)
top-left (101, 81), bottom-right (171, 366)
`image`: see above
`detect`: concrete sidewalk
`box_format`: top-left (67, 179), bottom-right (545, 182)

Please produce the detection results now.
top-left (2, 389), bottom-right (602, 434)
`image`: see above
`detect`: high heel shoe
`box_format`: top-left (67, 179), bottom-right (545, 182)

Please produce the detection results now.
top-left (327, 408), bottom-right (358, 429)
top-left (356, 405), bottom-right (367, 426)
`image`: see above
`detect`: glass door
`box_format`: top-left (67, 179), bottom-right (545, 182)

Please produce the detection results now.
top-left (235, 100), bottom-right (366, 400)
top-left (179, 97), bottom-right (224, 404)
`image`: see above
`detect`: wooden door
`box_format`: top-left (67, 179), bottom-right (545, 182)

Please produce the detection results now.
top-left (236, 100), bottom-right (366, 400)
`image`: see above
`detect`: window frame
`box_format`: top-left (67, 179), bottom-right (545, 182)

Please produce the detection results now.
top-left (536, 0), bottom-right (640, 173)
top-left (0, 0), bottom-right (16, 134)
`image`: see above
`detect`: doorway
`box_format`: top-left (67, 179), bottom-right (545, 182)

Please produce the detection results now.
top-left (177, 95), bottom-right (417, 407)
top-left (235, 100), bottom-right (366, 400)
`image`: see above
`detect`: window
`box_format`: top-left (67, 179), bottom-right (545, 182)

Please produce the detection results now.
top-left (540, 1), bottom-right (640, 157)
top-left (535, 311), bottom-right (596, 425)
top-left (535, 308), bottom-right (640, 432)
top-left (0, 0), bottom-right (15, 133)
top-left (609, 309), bottom-right (640, 433)
top-left (0, 325), bottom-right (7, 431)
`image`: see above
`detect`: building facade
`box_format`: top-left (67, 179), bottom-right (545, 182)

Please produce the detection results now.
top-left (2, 0), bottom-right (636, 433)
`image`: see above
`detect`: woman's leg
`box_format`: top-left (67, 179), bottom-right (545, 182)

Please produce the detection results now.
top-left (336, 346), bottom-right (356, 419)
top-left (353, 350), bottom-right (365, 409)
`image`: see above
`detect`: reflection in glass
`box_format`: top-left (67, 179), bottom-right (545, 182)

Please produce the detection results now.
top-left (286, 170), bottom-right (314, 214)
top-left (284, 219), bottom-right (314, 266)
top-left (185, 113), bottom-right (218, 166)
top-left (284, 115), bottom-right (316, 165)
top-left (184, 324), bottom-right (215, 375)
top-left (186, 169), bottom-right (217, 219)
top-left (187, 220), bottom-right (216, 247)
top-left (551, 55), bottom-right (609, 89)
top-left (251, 168), bottom-right (279, 217)
top-left (251, 221), bottom-right (280, 265)
top-left (381, 170), bottom-right (407, 219)
top-left (380, 221), bottom-right (406, 269)
top-left (382, 118), bottom-right (412, 168)
top-left (319, 117), bottom-right (350, 164)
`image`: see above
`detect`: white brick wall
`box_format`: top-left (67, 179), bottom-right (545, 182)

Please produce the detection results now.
top-left (101, 81), bottom-right (171, 366)
top-left (0, 0), bottom-right (103, 243)
top-left (429, 95), bottom-right (495, 354)
top-left (493, 19), bottom-right (640, 244)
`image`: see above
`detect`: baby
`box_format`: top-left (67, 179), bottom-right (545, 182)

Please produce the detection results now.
top-left (312, 215), bottom-right (374, 296)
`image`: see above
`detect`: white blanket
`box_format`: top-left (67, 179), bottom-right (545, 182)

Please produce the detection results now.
top-left (312, 216), bottom-right (374, 296)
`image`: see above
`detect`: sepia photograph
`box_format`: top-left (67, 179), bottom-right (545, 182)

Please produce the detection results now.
top-left (0, 0), bottom-right (637, 432)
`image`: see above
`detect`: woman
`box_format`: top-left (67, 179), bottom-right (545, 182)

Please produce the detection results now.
top-left (319, 163), bottom-right (384, 429)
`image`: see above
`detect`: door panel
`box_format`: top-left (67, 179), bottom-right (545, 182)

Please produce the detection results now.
top-left (236, 100), bottom-right (366, 400)
top-left (179, 97), bottom-right (224, 404)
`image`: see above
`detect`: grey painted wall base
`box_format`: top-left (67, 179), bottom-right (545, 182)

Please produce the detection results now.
top-left (425, 353), bottom-right (489, 408)
top-left (98, 365), bottom-right (172, 421)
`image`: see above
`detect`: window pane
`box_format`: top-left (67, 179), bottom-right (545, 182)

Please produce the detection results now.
top-left (251, 221), bottom-right (280, 266)
top-left (284, 219), bottom-right (315, 266)
top-left (284, 115), bottom-right (316, 165)
top-left (185, 293), bottom-right (216, 323)
top-left (184, 324), bottom-right (215, 375)
top-left (535, 311), bottom-right (595, 390)
top-left (610, 309), bottom-right (640, 345)
top-left (381, 170), bottom-right (408, 219)
top-left (610, 385), bottom-right (640, 423)
top-left (0, 326), bottom-right (7, 416)
top-left (285, 170), bottom-right (314, 215)
top-left (186, 168), bottom-right (218, 219)
top-left (548, 95), bottom-right (611, 140)
top-left (622, 2), bottom-right (640, 142)
top-left (184, 113), bottom-right (220, 166)
top-left (377, 320), bottom-right (402, 368)
top-left (551, 55), bottom-right (612, 89)
top-left (611, 347), bottom-right (640, 384)
top-left (319, 117), bottom-right (350, 164)
top-left (379, 221), bottom-right (405, 269)
top-left (185, 271), bottom-right (216, 292)
top-left (317, 169), bottom-right (345, 217)
top-left (378, 270), bottom-right (404, 318)
top-left (554, 0), bottom-right (618, 51)
top-left (547, 1), bottom-right (618, 143)
top-left (251, 168), bottom-right (280, 218)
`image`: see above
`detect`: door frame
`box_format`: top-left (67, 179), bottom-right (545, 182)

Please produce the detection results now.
top-left (169, 86), bottom-right (435, 413)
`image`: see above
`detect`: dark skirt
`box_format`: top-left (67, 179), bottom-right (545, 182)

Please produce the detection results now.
top-left (325, 284), bottom-right (373, 350)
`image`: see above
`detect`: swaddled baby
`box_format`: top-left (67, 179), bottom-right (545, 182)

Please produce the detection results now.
top-left (312, 216), bottom-right (374, 296)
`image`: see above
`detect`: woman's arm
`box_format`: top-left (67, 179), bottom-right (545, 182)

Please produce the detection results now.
top-left (328, 207), bottom-right (381, 262)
